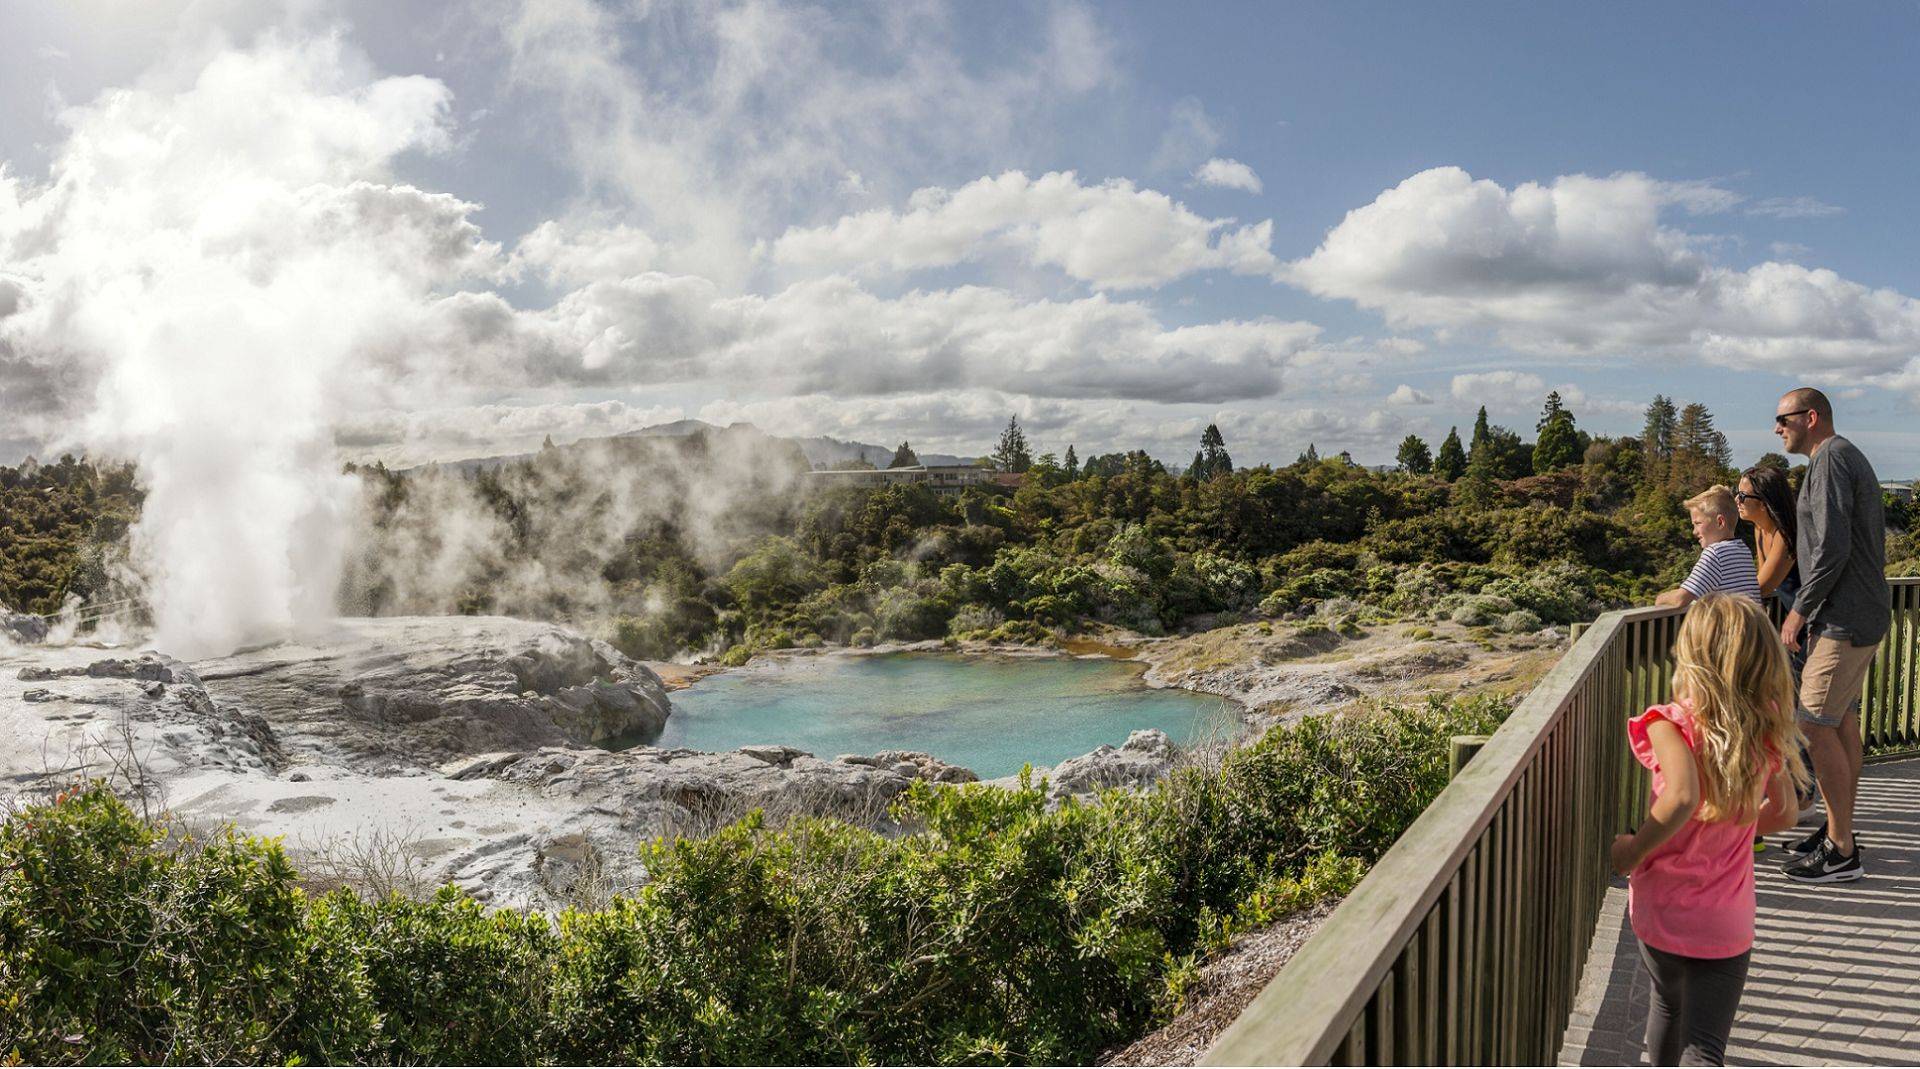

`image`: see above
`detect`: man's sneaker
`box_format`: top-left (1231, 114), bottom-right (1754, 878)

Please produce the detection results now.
top-left (1785, 821), bottom-right (1826, 856)
top-left (1781, 839), bottom-right (1864, 883)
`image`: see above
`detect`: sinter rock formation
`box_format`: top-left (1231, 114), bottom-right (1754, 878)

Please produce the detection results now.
top-left (2, 616), bottom-right (1162, 908)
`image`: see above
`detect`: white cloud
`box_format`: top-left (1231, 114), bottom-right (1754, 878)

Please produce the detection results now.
top-left (1193, 157), bottom-right (1262, 194)
top-left (1451, 371), bottom-right (1552, 412)
top-left (1287, 167), bottom-right (1920, 388)
top-left (1387, 384), bottom-right (1432, 405)
top-left (767, 170), bottom-right (1278, 289)
top-left (510, 219), bottom-right (659, 286)
top-left (451, 274), bottom-right (1322, 403)
top-left (1150, 96), bottom-right (1223, 174)
top-left (489, 0), bottom-right (1118, 286)
top-left (698, 389), bottom-right (1414, 466)
top-left (1748, 195), bottom-right (1843, 219)
top-left (1653, 178), bottom-right (1745, 216)
top-left (1770, 241), bottom-right (1812, 259)
top-left (1447, 372), bottom-right (1640, 419)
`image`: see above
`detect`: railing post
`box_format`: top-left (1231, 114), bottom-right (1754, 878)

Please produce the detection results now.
top-left (1450, 735), bottom-right (1491, 779)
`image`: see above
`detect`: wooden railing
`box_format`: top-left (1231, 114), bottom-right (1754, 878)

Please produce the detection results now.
top-left (1202, 578), bottom-right (1920, 1066)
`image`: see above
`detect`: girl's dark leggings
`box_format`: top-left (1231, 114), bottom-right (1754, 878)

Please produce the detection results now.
top-left (1640, 942), bottom-right (1751, 1066)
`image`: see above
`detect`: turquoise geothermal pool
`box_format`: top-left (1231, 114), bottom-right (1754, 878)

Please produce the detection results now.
top-left (645, 653), bottom-right (1237, 778)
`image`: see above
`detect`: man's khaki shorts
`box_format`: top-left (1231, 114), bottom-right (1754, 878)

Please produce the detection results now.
top-left (1798, 633), bottom-right (1880, 728)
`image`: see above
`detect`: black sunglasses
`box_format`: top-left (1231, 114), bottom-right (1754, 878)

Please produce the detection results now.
top-left (1774, 409), bottom-right (1813, 427)
top-left (1734, 490), bottom-right (1756, 503)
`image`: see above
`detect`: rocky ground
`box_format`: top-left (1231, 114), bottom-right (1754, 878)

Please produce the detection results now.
top-left (0, 617), bottom-right (989, 908)
top-left (1, 613), bottom-right (1562, 911)
top-left (1100, 903), bottom-right (1337, 1066)
top-left (1133, 617), bottom-right (1566, 731)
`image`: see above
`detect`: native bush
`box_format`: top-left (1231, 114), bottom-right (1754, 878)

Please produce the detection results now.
top-left (1, 693), bottom-right (1510, 1066)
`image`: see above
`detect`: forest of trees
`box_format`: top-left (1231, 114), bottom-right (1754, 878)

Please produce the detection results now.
top-left (0, 456), bottom-right (142, 617)
top-left (4, 394), bottom-right (1915, 660)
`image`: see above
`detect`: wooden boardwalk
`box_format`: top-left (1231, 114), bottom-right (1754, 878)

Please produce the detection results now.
top-left (1560, 757), bottom-right (1920, 1066)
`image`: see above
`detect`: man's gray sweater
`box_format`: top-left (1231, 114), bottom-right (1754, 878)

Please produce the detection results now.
top-left (1793, 435), bottom-right (1889, 645)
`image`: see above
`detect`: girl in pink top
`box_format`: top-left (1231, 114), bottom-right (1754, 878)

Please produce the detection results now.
top-left (1610, 594), bottom-right (1806, 1066)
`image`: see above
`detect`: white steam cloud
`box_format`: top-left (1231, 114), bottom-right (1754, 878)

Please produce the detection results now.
top-left (0, 36), bottom-right (493, 657)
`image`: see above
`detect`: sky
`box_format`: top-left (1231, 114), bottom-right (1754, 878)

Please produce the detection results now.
top-left (2, 0), bottom-right (1918, 474)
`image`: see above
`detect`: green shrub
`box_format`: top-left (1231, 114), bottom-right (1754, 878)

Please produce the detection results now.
top-left (1450, 594), bottom-right (1516, 627)
top-left (1, 694), bottom-right (1511, 1066)
top-left (315, 889), bottom-right (556, 1064)
top-left (0, 787), bottom-right (369, 1064)
top-left (1498, 609), bottom-right (1543, 634)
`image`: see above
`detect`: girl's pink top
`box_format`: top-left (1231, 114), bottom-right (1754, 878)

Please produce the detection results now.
top-left (1626, 702), bottom-right (1772, 959)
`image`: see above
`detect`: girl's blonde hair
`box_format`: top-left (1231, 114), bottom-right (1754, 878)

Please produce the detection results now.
top-left (1671, 594), bottom-right (1809, 822)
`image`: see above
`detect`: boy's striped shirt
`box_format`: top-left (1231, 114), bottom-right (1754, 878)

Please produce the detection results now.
top-left (1681, 539), bottom-right (1764, 603)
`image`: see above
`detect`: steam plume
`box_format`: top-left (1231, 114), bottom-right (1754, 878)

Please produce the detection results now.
top-left (0, 37), bottom-right (488, 656)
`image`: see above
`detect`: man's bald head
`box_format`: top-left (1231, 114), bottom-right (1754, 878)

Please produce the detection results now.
top-left (1782, 387), bottom-right (1834, 425)
top-left (1776, 386), bottom-right (1836, 456)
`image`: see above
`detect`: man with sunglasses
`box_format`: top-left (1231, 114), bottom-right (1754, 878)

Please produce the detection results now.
top-left (1773, 387), bottom-right (1887, 883)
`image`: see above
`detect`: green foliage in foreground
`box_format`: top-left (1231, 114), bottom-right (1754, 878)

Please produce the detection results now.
top-left (0, 695), bottom-right (1507, 1066)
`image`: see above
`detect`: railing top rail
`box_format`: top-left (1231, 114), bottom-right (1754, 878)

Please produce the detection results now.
top-left (1201, 604), bottom-right (1682, 1065)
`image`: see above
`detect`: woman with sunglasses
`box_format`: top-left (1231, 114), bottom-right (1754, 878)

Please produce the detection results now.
top-left (1736, 463), bottom-right (1821, 830)
top-left (1735, 465), bottom-right (1799, 604)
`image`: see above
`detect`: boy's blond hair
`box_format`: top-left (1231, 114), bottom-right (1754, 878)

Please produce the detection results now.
top-left (1671, 594), bottom-right (1809, 821)
top-left (1684, 484), bottom-right (1738, 527)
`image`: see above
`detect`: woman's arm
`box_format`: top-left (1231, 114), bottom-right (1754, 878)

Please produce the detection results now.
top-left (1610, 719), bottom-right (1700, 875)
top-left (1754, 768), bottom-right (1798, 836)
top-left (1754, 530), bottom-right (1794, 597)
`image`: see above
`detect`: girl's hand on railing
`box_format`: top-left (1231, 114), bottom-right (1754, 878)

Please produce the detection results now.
top-left (1609, 834), bottom-right (1640, 876)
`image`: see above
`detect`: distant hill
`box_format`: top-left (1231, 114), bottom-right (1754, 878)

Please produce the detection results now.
top-left (623, 419), bottom-right (972, 469)
top-left (400, 419), bottom-right (975, 474)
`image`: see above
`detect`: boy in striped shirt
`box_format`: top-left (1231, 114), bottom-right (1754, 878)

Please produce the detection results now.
top-left (1656, 485), bottom-right (1764, 607)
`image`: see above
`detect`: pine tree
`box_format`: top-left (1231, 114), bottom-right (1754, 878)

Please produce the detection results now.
top-left (1434, 428), bottom-right (1467, 481)
top-left (1189, 450), bottom-right (1207, 480)
top-left (1064, 444), bottom-right (1079, 478)
top-left (1396, 434), bottom-right (1433, 474)
top-left (1536, 391), bottom-right (1567, 432)
top-left (1296, 442), bottom-right (1320, 465)
top-left (991, 416), bottom-right (1032, 473)
top-left (1471, 406), bottom-right (1491, 453)
top-left (1192, 424), bottom-right (1233, 480)
top-left (888, 441), bottom-right (919, 468)
top-left (1533, 396), bottom-right (1579, 474)
top-left (1641, 395), bottom-right (1678, 458)
top-left (1534, 418), bottom-right (1578, 474)
top-left (1671, 402), bottom-right (1732, 490)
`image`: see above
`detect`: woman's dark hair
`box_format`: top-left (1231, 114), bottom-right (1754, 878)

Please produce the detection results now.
top-left (1741, 463), bottom-right (1797, 553)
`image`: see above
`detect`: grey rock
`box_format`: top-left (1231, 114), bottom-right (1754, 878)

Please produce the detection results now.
top-left (739, 744), bottom-right (807, 765)
top-left (1046, 729), bottom-right (1177, 799)
top-left (440, 752), bottom-right (526, 780)
top-left (194, 618), bottom-right (674, 770)
top-left (869, 750), bottom-right (979, 784)
top-left (21, 688), bottom-right (54, 703)
top-left (2, 611), bottom-right (49, 645)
